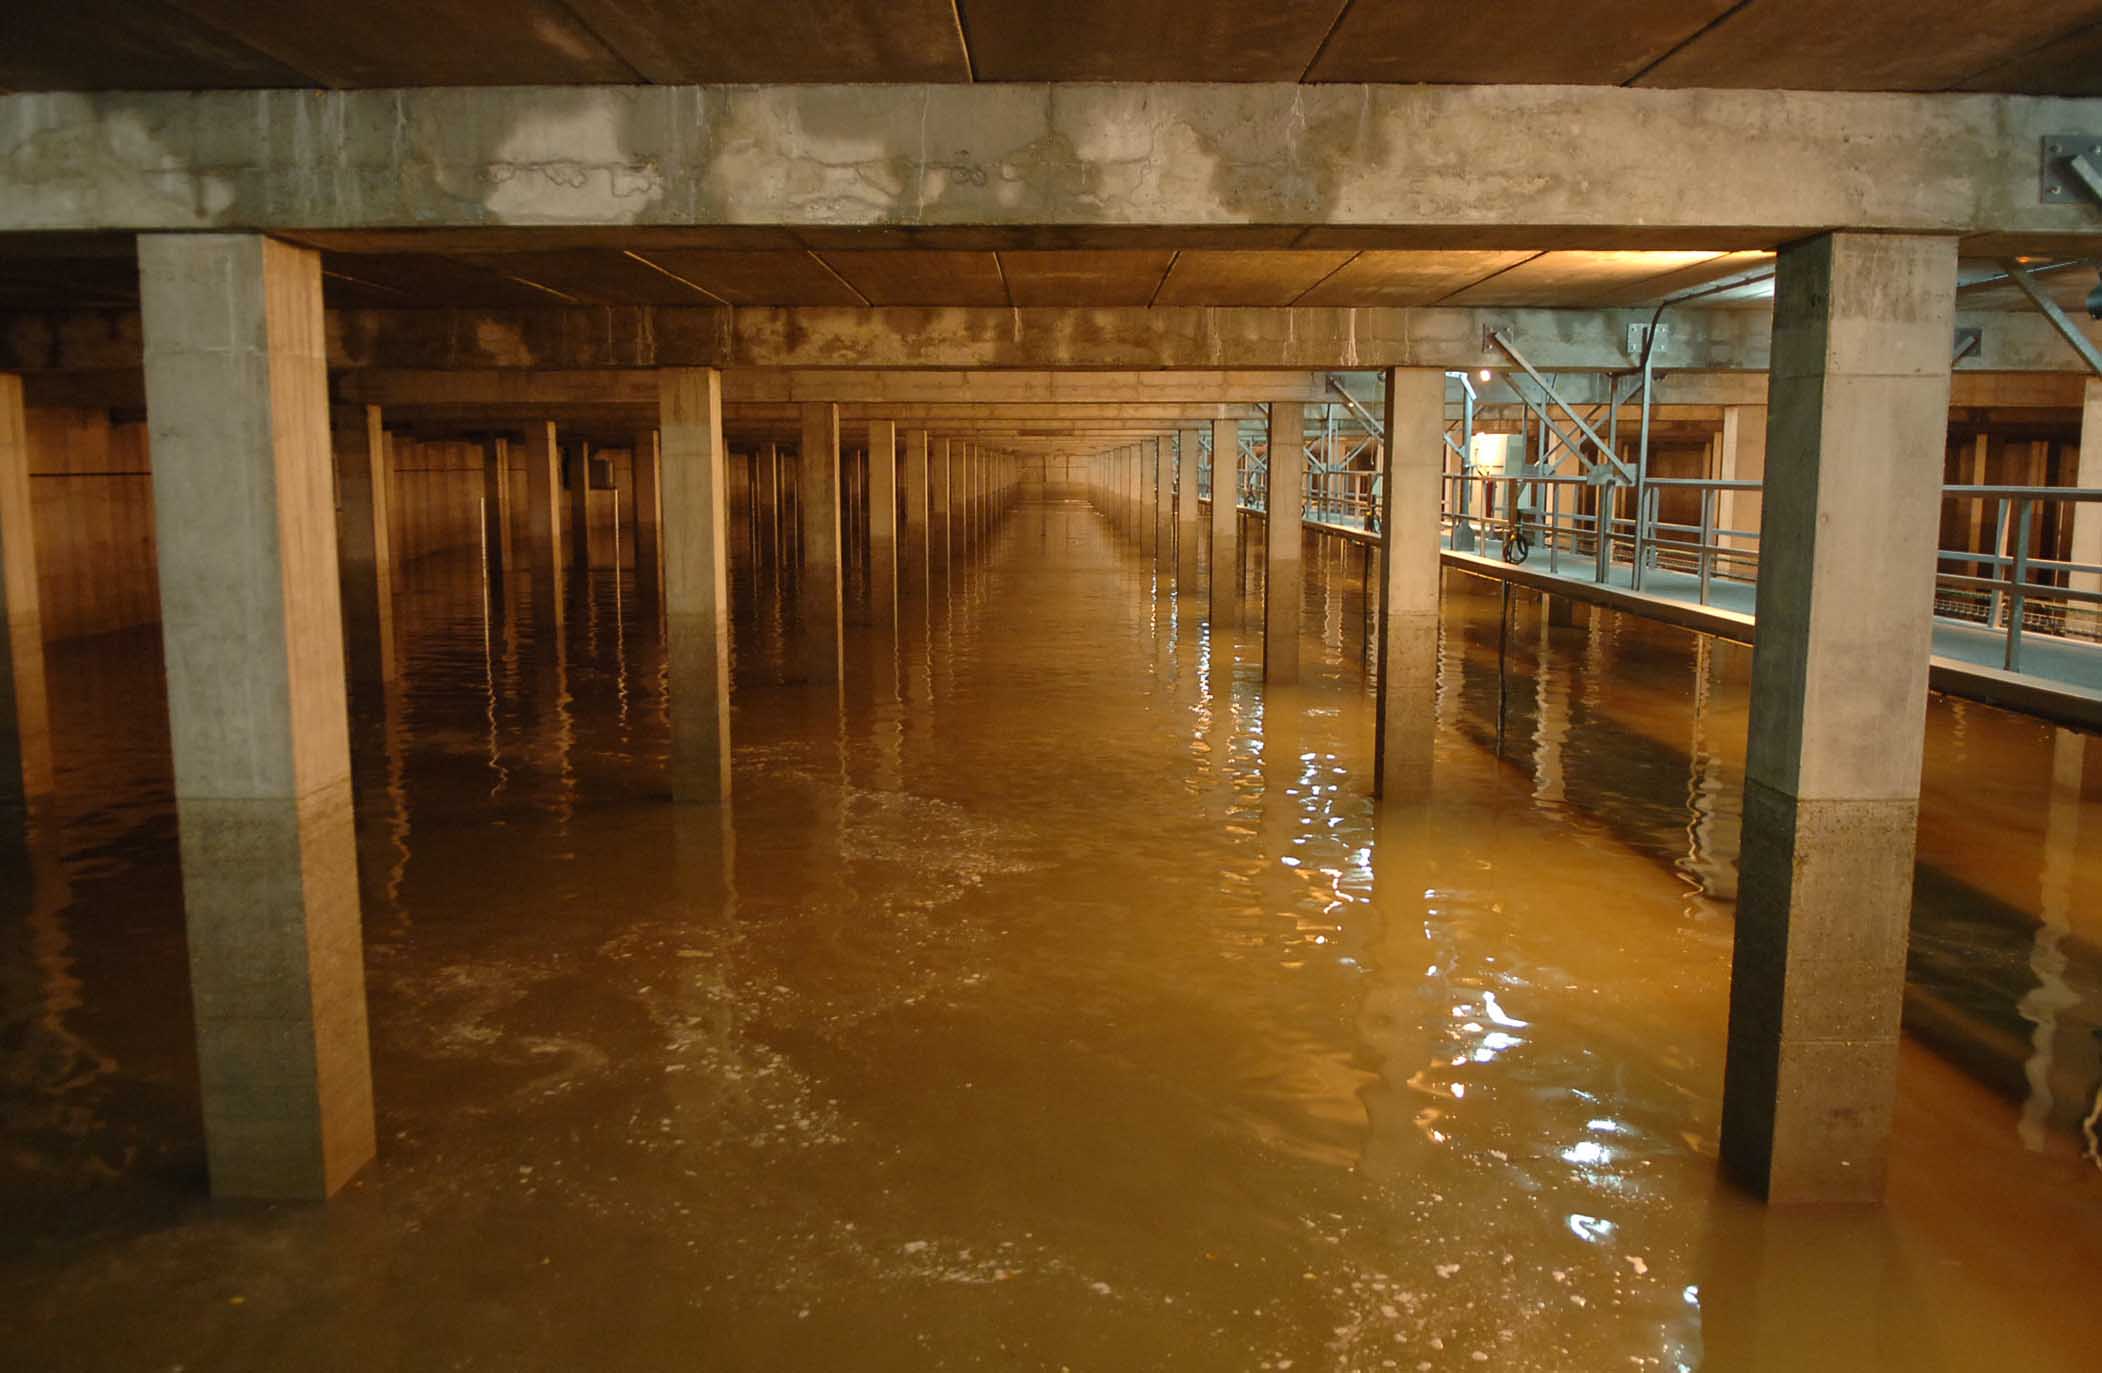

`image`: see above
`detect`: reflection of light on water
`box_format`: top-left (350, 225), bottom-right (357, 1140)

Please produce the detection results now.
top-left (1587, 1118), bottom-right (1627, 1134)
top-left (1481, 990), bottom-right (1528, 1027)
top-left (1560, 1140), bottom-right (1611, 1167)
top-left (1567, 1213), bottom-right (1615, 1243)
top-left (1472, 1030), bottom-right (1522, 1063)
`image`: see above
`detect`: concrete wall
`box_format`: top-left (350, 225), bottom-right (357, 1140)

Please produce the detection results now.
top-left (388, 439), bottom-right (485, 566)
top-left (25, 407), bottom-right (159, 639)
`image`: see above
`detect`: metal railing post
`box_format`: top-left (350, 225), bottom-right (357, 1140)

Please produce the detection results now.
top-left (2006, 498), bottom-right (2032, 672)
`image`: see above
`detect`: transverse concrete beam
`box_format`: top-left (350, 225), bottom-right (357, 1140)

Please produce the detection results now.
top-left (1, 85), bottom-right (2097, 244)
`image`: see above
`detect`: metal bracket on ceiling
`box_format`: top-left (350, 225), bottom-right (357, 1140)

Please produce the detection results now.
top-left (1952, 327), bottom-right (1982, 365)
top-left (2040, 136), bottom-right (2102, 205)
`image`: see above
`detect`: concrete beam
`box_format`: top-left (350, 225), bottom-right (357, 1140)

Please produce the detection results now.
top-left (9, 304), bottom-right (2099, 376)
top-left (1, 85), bottom-right (2097, 243)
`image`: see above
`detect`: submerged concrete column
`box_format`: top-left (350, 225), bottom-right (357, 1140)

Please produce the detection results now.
top-left (0, 374), bottom-right (52, 804)
top-left (631, 428), bottom-right (662, 597)
top-left (1720, 232), bottom-right (1956, 1205)
top-left (759, 441), bottom-right (781, 558)
top-left (332, 404), bottom-right (395, 683)
top-left (933, 437), bottom-right (954, 561)
top-left (902, 428), bottom-right (930, 580)
top-left (867, 419), bottom-right (898, 625)
top-left (2074, 380), bottom-right (2102, 599)
top-left (139, 232), bottom-right (374, 1200)
top-left (1375, 369), bottom-right (1447, 801)
top-left (523, 420), bottom-right (562, 571)
top-left (481, 436), bottom-right (513, 580)
top-left (1177, 428), bottom-right (1202, 588)
top-left (791, 403), bottom-right (844, 683)
top-left (659, 370), bottom-right (732, 801)
top-left (523, 420), bottom-right (564, 626)
top-left (568, 441), bottom-right (592, 571)
top-left (1264, 402), bottom-right (1306, 683)
top-left (1211, 418), bottom-right (1240, 628)
top-left (1153, 437), bottom-right (1173, 564)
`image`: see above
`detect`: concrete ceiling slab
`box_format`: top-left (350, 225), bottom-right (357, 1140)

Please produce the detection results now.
top-left (998, 252), bottom-right (1177, 307)
top-left (1439, 252), bottom-right (1739, 308)
top-left (562, 0), bottom-right (969, 83)
top-left (1636, 2), bottom-right (2102, 92)
top-left (1305, 2), bottom-right (1737, 85)
top-left (959, 1), bottom-right (1343, 81)
top-left (1583, 251), bottom-right (1777, 307)
top-left (161, 0), bottom-right (641, 87)
top-left (1957, 20), bottom-right (2102, 96)
top-left (0, 1), bottom-right (305, 89)
top-left (626, 251), bottom-right (866, 306)
top-left (1293, 251), bottom-right (1536, 306)
top-left (320, 255), bottom-right (575, 309)
top-left (819, 252), bottom-right (1012, 306)
top-left (447, 250), bottom-right (725, 306)
top-left (1954, 258), bottom-right (2101, 312)
top-left (1151, 251), bottom-right (1356, 307)
top-left (0, 257), bottom-right (138, 310)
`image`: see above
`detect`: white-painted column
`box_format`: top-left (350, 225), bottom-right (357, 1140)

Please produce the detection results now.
top-left (140, 232), bottom-right (375, 1200)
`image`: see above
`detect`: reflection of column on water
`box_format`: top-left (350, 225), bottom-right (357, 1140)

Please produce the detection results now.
top-left (1531, 596), bottom-right (1569, 813)
top-left (2018, 728), bottom-right (2097, 1154)
top-left (1682, 636), bottom-right (1741, 905)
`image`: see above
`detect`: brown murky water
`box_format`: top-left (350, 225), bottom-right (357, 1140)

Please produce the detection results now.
top-left (4, 494), bottom-right (2101, 1371)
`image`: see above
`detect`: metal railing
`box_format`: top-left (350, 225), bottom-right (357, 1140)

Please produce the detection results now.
top-left (1438, 474), bottom-right (2102, 672)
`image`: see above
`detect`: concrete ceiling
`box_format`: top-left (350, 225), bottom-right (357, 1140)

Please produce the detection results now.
top-left (1, 1), bottom-right (2097, 95)
top-left (2, 238), bottom-right (2092, 316)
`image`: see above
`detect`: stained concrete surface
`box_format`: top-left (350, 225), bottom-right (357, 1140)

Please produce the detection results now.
top-left (2, 503), bottom-right (2101, 1368)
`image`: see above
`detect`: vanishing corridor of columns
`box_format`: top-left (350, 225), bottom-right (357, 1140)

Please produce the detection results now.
top-left (2, 29), bottom-right (2102, 1368)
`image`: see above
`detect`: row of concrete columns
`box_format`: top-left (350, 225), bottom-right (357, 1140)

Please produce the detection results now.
top-left (0, 229), bottom-right (2075, 1207)
top-left (0, 234), bottom-right (1024, 1200)
top-left (1074, 234), bottom-right (1991, 1204)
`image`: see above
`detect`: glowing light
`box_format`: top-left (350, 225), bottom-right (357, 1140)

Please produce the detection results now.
top-left (1560, 1141), bottom-right (1611, 1166)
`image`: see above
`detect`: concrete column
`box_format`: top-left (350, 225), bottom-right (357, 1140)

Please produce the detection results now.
top-left (139, 232), bottom-right (374, 1200)
top-left (791, 403), bottom-right (843, 683)
top-left (2074, 380), bottom-right (2102, 599)
top-left (933, 437), bottom-right (953, 561)
top-left (759, 441), bottom-right (781, 558)
top-left (332, 404), bottom-right (395, 683)
top-left (1150, 437), bottom-right (1170, 563)
top-left (523, 420), bottom-right (562, 571)
top-left (1375, 370), bottom-right (1447, 801)
top-left (1177, 428), bottom-right (1202, 588)
top-left (0, 374), bottom-right (52, 804)
top-left (1265, 403), bottom-right (1306, 683)
top-left (659, 370), bottom-right (732, 801)
top-left (957, 442), bottom-right (973, 558)
top-left (568, 441), bottom-right (592, 570)
top-left (481, 436), bottom-right (513, 580)
top-left (1718, 404), bottom-right (1768, 556)
top-left (902, 428), bottom-right (930, 580)
top-left (522, 420), bottom-right (564, 626)
top-left (1211, 418), bottom-right (1240, 628)
top-left (1721, 232), bottom-right (1956, 1205)
top-left (867, 419), bottom-right (898, 625)
top-left (631, 428), bottom-right (662, 597)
